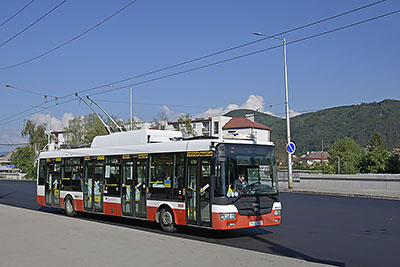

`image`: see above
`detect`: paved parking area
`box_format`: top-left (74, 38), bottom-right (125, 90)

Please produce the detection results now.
top-left (0, 204), bottom-right (329, 267)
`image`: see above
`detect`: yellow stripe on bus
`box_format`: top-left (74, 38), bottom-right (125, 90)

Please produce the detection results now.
top-left (187, 151), bottom-right (213, 157)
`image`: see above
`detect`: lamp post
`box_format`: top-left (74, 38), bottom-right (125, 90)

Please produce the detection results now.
top-left (254, 32), bottom-right (293, 189)
top-left (108, 85), bottom-right (133, 131)
top-left (130, 87), bottom-right (133, 131)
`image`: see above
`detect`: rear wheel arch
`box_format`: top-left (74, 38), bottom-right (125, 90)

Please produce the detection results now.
top-left (157, 204), bottom-right (177, 233)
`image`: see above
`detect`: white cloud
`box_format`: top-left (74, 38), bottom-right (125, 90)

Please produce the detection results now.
top-left (30, 112), bottom-right (74, 131)
top-left (239, 95), bottom-right (264, 111)
top-left (195, 94), bottom-right (278, 118)
top-left (161, 106), bottom-right (184, 121)
top-left (289, 109), bottom-right (302, 118)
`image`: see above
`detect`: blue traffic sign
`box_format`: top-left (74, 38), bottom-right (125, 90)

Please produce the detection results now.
top-left (286, 142), bottom-right (296, 154)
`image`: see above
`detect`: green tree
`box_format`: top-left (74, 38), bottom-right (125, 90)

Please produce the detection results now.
top-left (178, 114), bottom-right (194, 136)
top-left (359, 147), bottom-right (389, 173)
top-left (64, 113), bottom-right (109, 145)
top-left (10, 146), bottom-right (36, 179)
top-left (359, 131), bottom-right (389, 173)
top-left (83, 113), bottom-right (109, 144)
top-left (64, 116), bottom-right (85, 144)
top-left (328, 137), bottom-right (364, 174)
top-left (367, 130), bottom-right (385, 150)
top-left (21, 120), bottom-right (47, 151)
top-left (386, 153), bottom-right (400, 173)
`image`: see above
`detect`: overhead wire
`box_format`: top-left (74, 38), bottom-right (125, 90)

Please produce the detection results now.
top-left (0, 0), bottom-right (35, 29)
top-left (1, 0), bottom-right (386, 122)
top-left (88, 8), bottom-right (400, 97)
top-left (0, 0), bottom-right (68, 48)
top-left (1, 4), bottom-right (398, 126)
top-left (0, 0), bottom-right (138, 70)
top-left (49, 0), bottom-right (388, 97)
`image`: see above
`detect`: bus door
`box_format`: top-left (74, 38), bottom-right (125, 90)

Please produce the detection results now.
top-left (134, 156), bottom-right (147, 218)
top-left (45, 161), bottom-right (53, 206)
top-left (83, 157), bottom-right (104, 212)
top-left (45, 160), bottom-right (61, 208)
top-left (93, 158), bottom-right (104, 212)
top-left (83, 158), bottom-right (94, 211)
top-left (186, 155), bottom-right (212, 226)
top-left (122, 156), bottom-right (134, 216)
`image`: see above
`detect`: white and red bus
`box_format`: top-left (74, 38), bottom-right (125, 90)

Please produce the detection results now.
top-left (36, 130), bottom-right (281, 232)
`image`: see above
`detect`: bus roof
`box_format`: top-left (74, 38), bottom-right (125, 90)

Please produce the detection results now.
top-left (39, 130), bottom-right (275, 159)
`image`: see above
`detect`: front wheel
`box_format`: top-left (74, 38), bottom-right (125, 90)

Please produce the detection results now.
top-left (159, 208), bottom-right (177, 233)
top-left (64, 196), bottom-right (76, 217)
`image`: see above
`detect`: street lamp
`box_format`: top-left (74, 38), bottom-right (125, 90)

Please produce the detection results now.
top-left (254, 32), bottom-right (293, 189)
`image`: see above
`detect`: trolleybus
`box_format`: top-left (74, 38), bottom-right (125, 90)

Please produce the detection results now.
top-left (36, 129), bottom-right (281, 232)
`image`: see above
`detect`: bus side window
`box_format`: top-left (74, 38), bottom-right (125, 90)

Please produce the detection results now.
top-left (104, 156), bottom-right (121, 197)
top-left (172, 153), bottom-right (185, 200)
top-left (38, 159), bottom-right (46, 185)
top-left (149, 154), bottom-right (173, 199)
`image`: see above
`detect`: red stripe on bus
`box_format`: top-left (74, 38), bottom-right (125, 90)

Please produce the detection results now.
top-left (212, 212), bottom-right (281, 230)
top-left (103, 202), bottom-right (122, 216)
top-left (36, 195), bottom-right (45, 206)
top-left (74, 199), bottom-right (84, 212)
top-left (147, 206), bottom-right (157, 222)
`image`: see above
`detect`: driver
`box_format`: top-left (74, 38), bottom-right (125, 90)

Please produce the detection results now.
top-left (234, 175), bottom-right (247, 187)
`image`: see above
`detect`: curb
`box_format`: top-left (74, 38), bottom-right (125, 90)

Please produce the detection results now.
top-left (280, 189), bottom-right (400, 200)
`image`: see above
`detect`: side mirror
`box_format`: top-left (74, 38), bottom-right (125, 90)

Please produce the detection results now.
top-left (217, 145), bottom-right (226, 162)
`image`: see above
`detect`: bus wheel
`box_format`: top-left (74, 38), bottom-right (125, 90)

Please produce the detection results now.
top-left (159, 208), bottom-right (176, 233)
top-left (64, 196), bottom-right (76, 217)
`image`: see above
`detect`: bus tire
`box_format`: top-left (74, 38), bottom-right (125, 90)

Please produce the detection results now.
top-left (159, 207), bottom-right (177, 233)
top-left (64, 196), bottom-right (76, 217)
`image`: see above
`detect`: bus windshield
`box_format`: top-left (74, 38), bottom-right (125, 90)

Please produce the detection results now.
top-left (215, 144), bottom-right (278, 198)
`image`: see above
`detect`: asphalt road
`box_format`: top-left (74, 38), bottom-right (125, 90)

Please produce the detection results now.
top-left (1, 180), bottom-right (399, 267)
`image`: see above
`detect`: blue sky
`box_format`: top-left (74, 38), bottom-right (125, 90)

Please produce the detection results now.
top-left (0, 0), bottom-right (399, 151)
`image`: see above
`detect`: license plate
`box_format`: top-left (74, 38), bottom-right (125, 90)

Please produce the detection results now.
top-left (249, 220), bottom-right (263, 226)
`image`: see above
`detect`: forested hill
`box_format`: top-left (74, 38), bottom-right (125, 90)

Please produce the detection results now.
top-left (225, 99), bottom-right (400, 155)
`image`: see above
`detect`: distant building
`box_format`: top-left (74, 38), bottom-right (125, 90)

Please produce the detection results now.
top-left (222, 116), bottom-right (271, 142)
top-left (296, 151), bottom-right (330, 166)
top-left (170, 114), bottom-right (272, 143)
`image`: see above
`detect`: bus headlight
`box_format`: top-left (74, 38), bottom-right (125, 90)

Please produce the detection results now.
top-left (274, 209), bottom-right (281, 216)
top-left (220, 213), bottom-right (236, 220)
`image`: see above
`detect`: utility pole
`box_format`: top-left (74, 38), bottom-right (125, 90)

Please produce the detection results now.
top-left (338, 156), bottom-right (341, 174)
top-left (321, 139), bottom-right (324, 165)
top-left (130, 87), bottom-right (133, 131)
top-left (254, 32), bottom-right (293, 189)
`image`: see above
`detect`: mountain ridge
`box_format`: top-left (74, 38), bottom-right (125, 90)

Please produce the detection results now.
top-left (225, 99), bottom-right (400, 157)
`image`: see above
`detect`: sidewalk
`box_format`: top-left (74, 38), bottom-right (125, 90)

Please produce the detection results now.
top-left (0, 204), bottom-right (330, 267)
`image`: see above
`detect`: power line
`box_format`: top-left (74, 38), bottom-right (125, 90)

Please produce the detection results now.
top-left (0, 0), bottom-right (138, 70)
top-left (4, 84), bottom-right (60, 99)
top-left (91, 98), bottom-right (286, 110)
top-left (0, 143), bottom-right (29, 146)
top-left (53, 0), bottom-right (387, 97)
top-left (1, 5), bottom-right (397, 126)
top-left (89, 9), bottom-right (400, 98)
top-left (0, 0), bottom-right (35, 29)
top-left (0, 0), bottom-right (67, 49)
top-left (2, 9), bottom-right (399, 126)
top-left (0, 0), bottom-right (386, 121)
